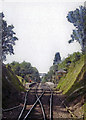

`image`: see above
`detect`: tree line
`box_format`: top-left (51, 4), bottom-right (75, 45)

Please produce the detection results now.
top-left (1, 4), bottom-right (86, 84)
top-left (7, 61), bottom-right (40, 82)
top-left (42, 5), bottom-right (86, 83)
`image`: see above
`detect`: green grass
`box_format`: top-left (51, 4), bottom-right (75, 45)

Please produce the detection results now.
top-left (56, 55), bottom-right (86, 118)
top-left (16, 75), bottom-right (23, 83)
top-left (8, 69), bottom-right (25, 91)
top-left (3, 65), bottom-right (25, 92)
top-left (58, 52), bottom-right (82, 71)
top-left (57, 55), bottom-right (85, 94)
top-left (2, 65), bottom-right (26, 108)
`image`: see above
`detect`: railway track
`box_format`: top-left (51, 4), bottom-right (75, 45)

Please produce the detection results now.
top-left (17, 83), bottom-right (53, 120)
top-left (2, 82), bottom-right (79, 119)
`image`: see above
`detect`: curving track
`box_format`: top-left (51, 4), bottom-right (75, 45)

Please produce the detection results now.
top-left (17, 83), bottom-right (53, 120)
top-left (2, 82), bottom-right (78, 120)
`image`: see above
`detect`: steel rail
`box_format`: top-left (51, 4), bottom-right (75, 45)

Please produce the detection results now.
top-left (17, 83), bottom-right (53, 120)
top-left (17, 83), bottom-right (36, 120)
top-left (2, 105), bottom-right (21, 112)
top-left (23, 90), bottom-right (45, 120)
top-left (2, 84), bottom-right (35, 113)
top-left (17, 92), bottom-right (28, 120)
top-left (35, 83), bottom-right (46, 120)
top-left (46, 84), bottom-right (53, 120)
top-left (50, 91), bottom-right (53, 120)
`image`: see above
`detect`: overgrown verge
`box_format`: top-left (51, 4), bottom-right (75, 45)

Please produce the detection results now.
top-left (2, 64), bottom-right (26, 108)
top-left (57, 55), bottom-right (85, 94)
top-left (57, 55), bottom-right (86, 118)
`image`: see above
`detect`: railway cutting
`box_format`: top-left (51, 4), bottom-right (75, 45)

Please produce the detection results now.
top-left (2, 82), bottom-right (76, 120)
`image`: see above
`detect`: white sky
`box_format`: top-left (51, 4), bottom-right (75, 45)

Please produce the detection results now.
top-left (0, 0), bottom-right (85, 73)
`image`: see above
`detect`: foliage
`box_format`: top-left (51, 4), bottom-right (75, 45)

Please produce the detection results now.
top-left (53, 52), bottom-right (61, 65)
top-left (57, 54), bottom-right (86, 119)
top-left (57, 54), bottom-right (85, 95)
top-left (41, 75), bottom-right (48, 83)
top-left (42, 52), bottom-right (82, 83)
top-left (42, 69), bottom-right (55, 83)
top-left (8, 61), bottom-right (40, 82)
top-left (2, 64), bottom-right (25, 107)
top-left (67, 6), bottom-right (86, 53)
top-left (17, 75), bottom-right (24, 84)
top-left (0, 12), bottom-right (18, 61)
top-left (50, 64), bottom-right (58, 72)
top-left (58, 52), bottom-right (82, 71)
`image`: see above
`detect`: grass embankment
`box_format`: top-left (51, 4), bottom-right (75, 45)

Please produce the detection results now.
top-left (57, 55), bottom-right (86, 118)
top-left (57, 55), bottom-right (85, 94)
top-left (2, 64), bottom-right (26, 108)
top-left (6, 65), bottom-right (25, 91)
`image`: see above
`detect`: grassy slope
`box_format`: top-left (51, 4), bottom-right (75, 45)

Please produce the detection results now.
top-left (2, 64), bottom-right (25, 108)
top-left (57, 55), bottom-right (85, 95)
top-left (57, 55), bottom-right (86, 118)
top-left (17, 75), bottom-right (23, 83)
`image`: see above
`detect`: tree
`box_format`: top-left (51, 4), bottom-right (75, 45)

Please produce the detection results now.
top-left (67, 6), bottom-right (86, 53)
top-left (50, 64), bottom-right (58, 72)
top-left (9, 61), bottom-right (40, 82)
top-left (10, 61), bottom-right (20, 75)
top-left (53, 52), bottom-right (61, 65)
top-left (1, 12), bottom-right (18, 61)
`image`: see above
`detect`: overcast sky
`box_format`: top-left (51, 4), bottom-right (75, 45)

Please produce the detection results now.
top-left (0, 0), bottom-right (85, 73)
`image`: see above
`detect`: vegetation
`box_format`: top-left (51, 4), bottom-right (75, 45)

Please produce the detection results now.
top-left (42, 52), bottom-right (60, 83)
top-left (7, 61), bottom-right (40, 83)
top-left (1, 13), bottom-right (40, 108)
top-left (57, 54), bottom-right (85, 94)
top-left (42, 51), bottom-right (85, 117)
top-left (56, 54), bottom-right (86, 119)
top-left (53, 52), bottom-right (61, 65)
top-left (58, 52), bottom-right (82, 71)
top-left (42, 52), bottom-right (82, 83)
top-left (1, 13), bottom-right (18, 61)
top-left (43, 4), bottom-right (86, 118)
top-left (42, 51), bottom-right (86, 118)
top-left (2, 4), bottom-right (86, 118)
top-left (67, 6), bottom-right (86, 53)
top-left (2, 64), bottom-right (25, 108)
top-left (1, 13), bottom-right (24, 108)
